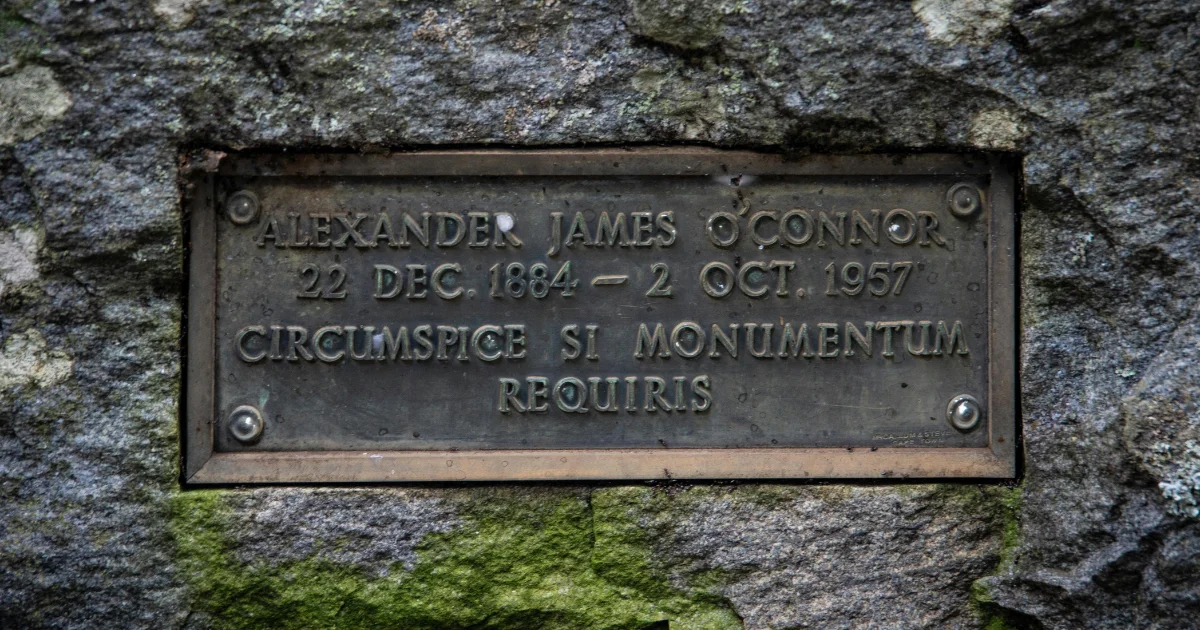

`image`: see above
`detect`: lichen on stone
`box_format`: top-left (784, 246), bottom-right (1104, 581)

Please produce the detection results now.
top-left (912, 0), bottom-right (1015, 46)
top-left (628, 0), bottom-right (723, 50)
top-left (153, 0), bottom-right (203, 30)
top-left (1153, 441), bottom-right (1200, 518)
top-left (1122, 320), bottom-right (1200, 520)
top-left (0, 65), bottom-right (71, 146)
top-left (0, 329), bottom-right (71, 389)
top-left (969, 109), bottom-right (1027, 152)
top-left (0, 227), bottom-right (39, 296)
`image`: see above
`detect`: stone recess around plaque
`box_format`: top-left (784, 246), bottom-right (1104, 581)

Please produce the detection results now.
top-left (184, 149), bottom-right (1017, 483)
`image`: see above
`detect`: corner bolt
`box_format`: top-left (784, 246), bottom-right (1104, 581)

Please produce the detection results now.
top-left (228, 405), bottom-right (264, 444)
top-left (946, 183), bottom-right (983, 219)
top-left (947, 394), bottom-right (983, 432)
top-left (226, 190), bottom-right (260, 225)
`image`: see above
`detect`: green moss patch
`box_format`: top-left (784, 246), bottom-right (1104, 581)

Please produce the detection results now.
top-left (966, 485), bottom-right (1029, 630)
top-left (168, 488), bottom-right (741, 630)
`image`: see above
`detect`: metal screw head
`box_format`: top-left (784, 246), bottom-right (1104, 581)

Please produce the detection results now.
top-left (228, 405), bottom-right (264, 443)
top-left (946, 183), bottom-right (982, 218)
top-left (226, 190), bottom-right (260, 225)
top-left (946, 395), bottom-right (983, 432)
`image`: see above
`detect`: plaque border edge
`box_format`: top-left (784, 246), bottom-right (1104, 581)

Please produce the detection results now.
top-left (183, 149), bottom-right (1018, 484)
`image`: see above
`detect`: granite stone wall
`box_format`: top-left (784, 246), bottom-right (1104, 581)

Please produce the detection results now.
top-left (1, 0), bottom-right (1198, 628)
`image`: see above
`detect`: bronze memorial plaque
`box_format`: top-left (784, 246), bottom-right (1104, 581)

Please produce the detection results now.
top-left (185, 150), bottom-right (1016, 483)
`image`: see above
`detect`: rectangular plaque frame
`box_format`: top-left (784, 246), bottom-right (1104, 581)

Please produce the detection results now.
top-left (184, 149), bottom-right (1017, 483)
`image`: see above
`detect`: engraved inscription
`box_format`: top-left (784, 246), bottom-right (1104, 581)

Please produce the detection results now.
top-left (203, 153), bottom-right (1004, 459)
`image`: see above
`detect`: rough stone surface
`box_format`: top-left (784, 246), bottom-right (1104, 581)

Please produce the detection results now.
top-left (629, 485), bottom-right (1017, 628)
top-left (1123, 321), bottom-right (1200, 519)
top-left (0, 0), bottom-right (1198, 628)
top-left (221, 489), bottom-right (460, 574)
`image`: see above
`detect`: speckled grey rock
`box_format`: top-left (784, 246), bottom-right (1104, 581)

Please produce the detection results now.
top-left (1, 0), bottom-right (1198, 628)
top-left (624, 485), bottom-right (1014, 628)
top-left (222, 489), bottom-right (460, 574)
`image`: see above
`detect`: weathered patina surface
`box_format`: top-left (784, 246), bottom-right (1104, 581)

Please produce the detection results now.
top-left (1, 0), bottom-right (1198, 628)
top-left (189, 151), bottom-right (1014, 481)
